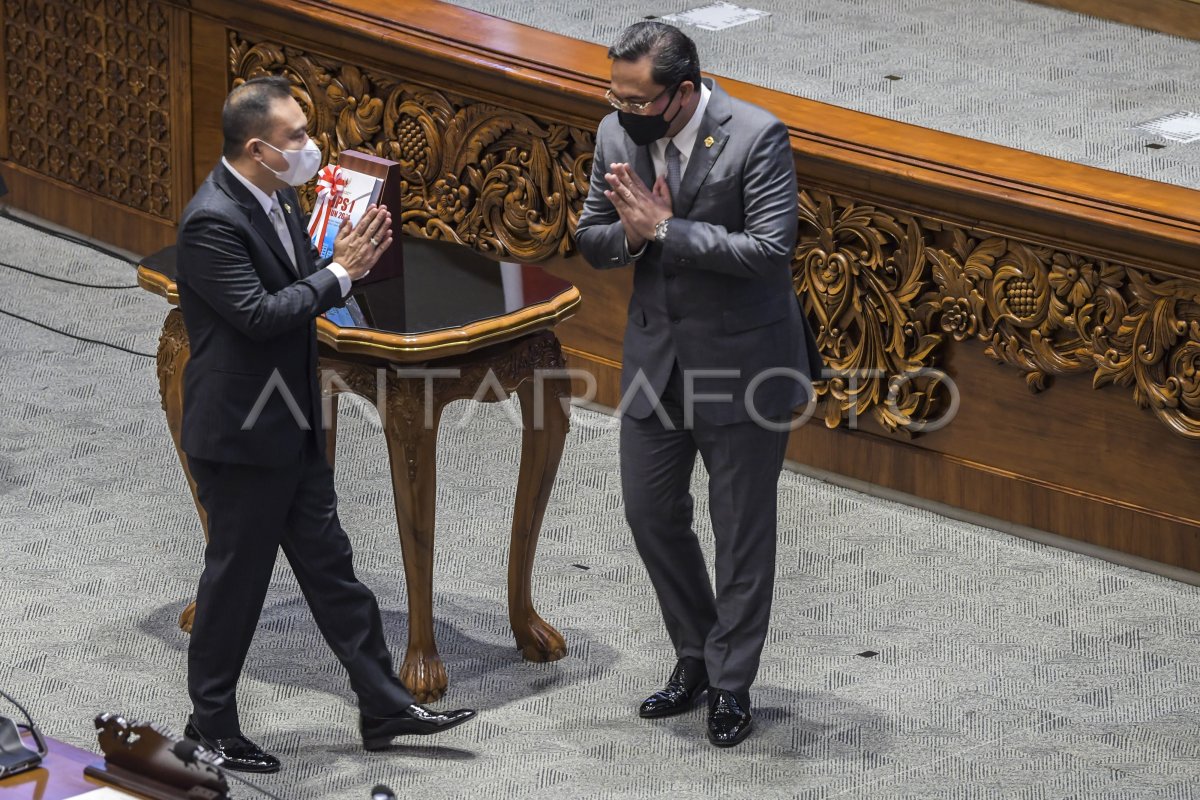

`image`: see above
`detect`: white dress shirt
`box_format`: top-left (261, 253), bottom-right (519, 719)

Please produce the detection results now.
top-left (650, 82), bottom-right (711, 189)
top-left (627, 82), bottom-right (712, 259)
top-left (221, 157), bottom-right (352, 297)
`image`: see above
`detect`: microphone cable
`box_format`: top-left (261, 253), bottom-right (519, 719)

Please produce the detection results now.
top-left (221, 768), bottom-right (288, 800)
top-left (0, 306), bottom-right (155, 359)
top-left (0, 259), bottom-right (139, 290)
top-left (0, 687), bottom-right (48, 768)
top-left (0, 211), bottom-right (154, 357)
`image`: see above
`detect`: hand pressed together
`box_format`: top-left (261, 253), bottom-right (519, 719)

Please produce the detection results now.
top-left (332, 204), bottom-right (393, 280)
top-left (603, 163), bottom-right (672, 252)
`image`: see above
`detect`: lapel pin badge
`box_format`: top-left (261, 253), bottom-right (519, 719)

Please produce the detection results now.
top-left (704, 136), bottom-right (715, 148)
top-left (283, 203), bottom-right (292, 214)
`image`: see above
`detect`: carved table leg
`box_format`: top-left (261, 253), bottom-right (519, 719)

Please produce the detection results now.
top-left (380, 378), bottom-right (448, 702)
top-left (156, 311), bottom-right (206, 634)
top-left (509, 376), bottom-right (569, 662)
top-left (321, 334), bottom-right (572, 700)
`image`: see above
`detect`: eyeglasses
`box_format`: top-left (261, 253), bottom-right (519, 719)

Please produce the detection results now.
top-left (605, 84), bottom-right (678, 114)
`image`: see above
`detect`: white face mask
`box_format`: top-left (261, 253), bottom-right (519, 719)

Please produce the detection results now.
top-left (257, 138), bottom-right (322, 186)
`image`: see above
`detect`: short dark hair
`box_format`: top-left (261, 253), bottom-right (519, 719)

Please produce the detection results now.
top-left (221, 76), bottom-right (294, 159)
top-left (608, 21), bottom-right (702, 91)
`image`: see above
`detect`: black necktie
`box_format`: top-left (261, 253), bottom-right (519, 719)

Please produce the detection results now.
top-left (665, 142), bottom-right (682, 202)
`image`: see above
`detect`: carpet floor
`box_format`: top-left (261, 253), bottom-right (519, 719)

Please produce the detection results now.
top-left (1, 213), bottom-right (1199, 798)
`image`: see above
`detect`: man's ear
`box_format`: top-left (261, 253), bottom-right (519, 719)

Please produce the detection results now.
top-left (244, 138), bottom-right (264, 163)
top-left (667, 83), bottom-right (691, 124)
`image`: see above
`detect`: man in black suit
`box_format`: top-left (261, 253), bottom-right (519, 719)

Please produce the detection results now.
top-left (575, 23), bottom-right (822, 747)
top-left (175, 76), bottom-right (474, 772)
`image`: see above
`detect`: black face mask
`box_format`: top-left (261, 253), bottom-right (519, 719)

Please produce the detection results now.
top-left (617, 84), bottom-right (681, 147)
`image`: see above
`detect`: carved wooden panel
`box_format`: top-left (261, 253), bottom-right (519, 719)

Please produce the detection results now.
top-left (227, 31), bottom-right (594, 262)
top-left (794, 192), bottom-right (943, 433)
top-left (3, 0), bottom-right (176, 218)
top-left (219, 32), bottom-right (1200, 440)
top-left (795, 189), bottom-right (1200, 439)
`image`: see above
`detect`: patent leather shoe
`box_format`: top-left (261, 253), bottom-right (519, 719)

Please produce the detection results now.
top-left (183, 717), bottom-right (280, 773)
top-left (360, 704), bottom-right (476, 750)
top-left (706, 688), bottom-right (753, 747)
top-left (639, 658), bottom-right (709, 719)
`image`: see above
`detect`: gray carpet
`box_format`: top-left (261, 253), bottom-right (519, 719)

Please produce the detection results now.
top-left (2, 210), bottom-right (1200, 799)
top-left (442, 0), bottom-right (1200, 190)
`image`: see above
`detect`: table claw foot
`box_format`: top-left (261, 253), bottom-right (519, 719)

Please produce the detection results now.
top-left (179, 601), bottom-right (197, 633)
top-left (400, 652), bottom-right (448, 703)
top-left (513, 614), bottom-right (566, 663)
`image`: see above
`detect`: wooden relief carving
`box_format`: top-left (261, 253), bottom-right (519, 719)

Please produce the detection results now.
top-left (219, 33), bottom-right (1200, 438)
top-left (794, 190), bottom-right (944, 434)
top-left (155, 310), bottom-right (189, 412)
top-left (1091, 270), bottom-right (1200, 438)
top-left (4, 0), bottom-right (175, 218)
top-left (795, 188), bottom-right (1200, 439)
top-left (228, 32), bottom-right (594, 261)
top-left (322, 333), bottom-right (568, 482)
top-left (926, 231), bottom-right (1123, 391)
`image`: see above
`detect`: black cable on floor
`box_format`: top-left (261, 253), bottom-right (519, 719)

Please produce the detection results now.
top-left (0, 307), bottom-right (155, 359)
top-left (0, 260), bottom-right (139, 289)
top-left (0, 208), bottom-right (141, 266)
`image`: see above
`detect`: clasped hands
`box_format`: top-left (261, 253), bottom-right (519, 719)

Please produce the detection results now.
top-left (604, 163), bottom-right (672, 252)
top-left (332, 204), bottom-right (393, 280)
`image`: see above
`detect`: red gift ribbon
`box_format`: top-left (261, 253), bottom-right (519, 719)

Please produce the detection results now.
top-left (308, 165), bottom-right (348, 251)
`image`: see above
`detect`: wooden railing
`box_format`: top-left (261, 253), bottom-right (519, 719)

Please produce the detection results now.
top-left (3, 0), bottom-right (1198, 569)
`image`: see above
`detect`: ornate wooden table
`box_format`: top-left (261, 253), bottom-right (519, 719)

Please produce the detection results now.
top-left (138, 236), bottom-right (581, 701)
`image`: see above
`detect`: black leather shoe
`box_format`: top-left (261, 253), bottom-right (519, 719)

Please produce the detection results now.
top-left (639, 659), bottom-right (709, 719)
top-left (360, 705), bottom-right (476, 750)
top-left (184, 717), bottom-right (280, 773)
top-left (706, 689), bottom-right (753, 747)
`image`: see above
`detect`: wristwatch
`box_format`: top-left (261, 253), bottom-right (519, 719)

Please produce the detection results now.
top-left (654, 217), bottom-right (671, 243)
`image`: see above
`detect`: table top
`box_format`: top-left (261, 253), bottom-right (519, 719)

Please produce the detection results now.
top-left (0, 735), bottom-right (150, 800)
top-left (138, 235), bottom-right (580, 362)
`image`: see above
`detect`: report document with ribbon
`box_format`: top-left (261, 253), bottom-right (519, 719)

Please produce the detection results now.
top-left (307, 150), bottom-right (404, 291)
top-left (308, 163), bottom-right (383, 259)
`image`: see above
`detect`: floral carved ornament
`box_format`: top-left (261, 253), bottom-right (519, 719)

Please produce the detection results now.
top-left (229, 34), bottom-right (1200, 438)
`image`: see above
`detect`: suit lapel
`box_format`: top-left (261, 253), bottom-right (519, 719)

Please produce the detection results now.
top-left (252, 207), bottom-right (303, 279)
top-left (673, 80), bottom-right (733, 219)
top-left (215, 165), bottom-right (303, 279)
top-left (632, 143), bottom-right (655, 196)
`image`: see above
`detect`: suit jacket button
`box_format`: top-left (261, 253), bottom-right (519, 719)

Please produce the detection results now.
top-left (666, 271), bottom-right (677, 280)
top-left (670, 316), bottom-right (680, 324)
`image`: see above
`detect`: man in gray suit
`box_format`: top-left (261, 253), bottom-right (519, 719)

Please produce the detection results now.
top-left (575, 21), bottom-right (822, 747)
